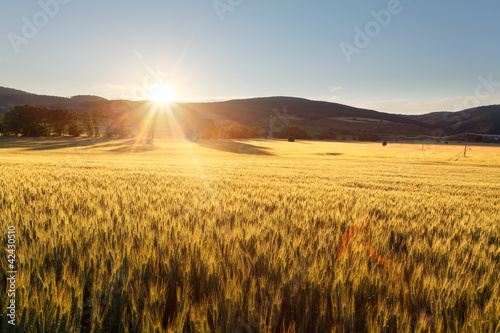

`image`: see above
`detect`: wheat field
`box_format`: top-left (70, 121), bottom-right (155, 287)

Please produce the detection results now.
top-left (1, 137), bottom-right (499, 332)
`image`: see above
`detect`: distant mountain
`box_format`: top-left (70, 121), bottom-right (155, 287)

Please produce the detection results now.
top-left (0, 86), bottom-right (68, 113)
top-left (174, 97), bottom-right (437, 137)
top-left (2, 86), bottom-right (498, 137)
top-left (69, 95), bottom-right (109, 103)
top-left (406, 105), bottom-right (500, 135)
top-left (0, 86), bottom-right (110, 114)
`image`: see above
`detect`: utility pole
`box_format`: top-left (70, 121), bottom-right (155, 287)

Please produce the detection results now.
top-left (464, 134), bottom-right (468, 157)
top-left (269, 115), bottom-right (273, 138)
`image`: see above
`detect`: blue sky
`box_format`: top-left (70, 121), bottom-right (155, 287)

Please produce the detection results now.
top-left (1, 0), bottom-right (499, 114)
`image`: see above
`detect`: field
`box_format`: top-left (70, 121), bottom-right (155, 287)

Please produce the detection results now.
top-left (1, 137), bottom-right (499, 332)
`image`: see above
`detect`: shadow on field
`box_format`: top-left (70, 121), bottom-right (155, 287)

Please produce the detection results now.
top-left (0, 137), bottom-right (96, 150)
top-left (0, 137), bottom-right (160, 153)
top-left (197, 140), bottom-right (274, 156)
top-left (78, 138), bottom-right (162, 153)
top-left (314, 152), bottom-right (344, 156)
top-left (108, 142), bottom-right (161, 153)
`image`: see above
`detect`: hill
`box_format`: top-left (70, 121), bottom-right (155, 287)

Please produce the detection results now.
top-left (173, 97), bottom-right (437, 137)
top-left (406, 105), bottom-right (500, 135)
top-left (0, 86), bottom-right (112, 114)
top-left (3, 86), bottom-right (499, 138)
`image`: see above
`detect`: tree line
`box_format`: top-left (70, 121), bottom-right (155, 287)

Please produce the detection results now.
top-left (0, 105), bottom-right (130, 137)
top-left (0, 105), bottom-right (327, 141)
top-left (196, 121), bottom-right (262, 140)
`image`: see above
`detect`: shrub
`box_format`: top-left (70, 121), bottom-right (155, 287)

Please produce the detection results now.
top-left (288, 136), bottom-right (295, 142)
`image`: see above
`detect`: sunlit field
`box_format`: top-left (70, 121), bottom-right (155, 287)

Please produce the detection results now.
top-left (1, 138), bottom-right (499, 332)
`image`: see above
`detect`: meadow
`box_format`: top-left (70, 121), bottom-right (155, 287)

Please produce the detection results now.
top-left (0, 137), bottom-right (499, 332)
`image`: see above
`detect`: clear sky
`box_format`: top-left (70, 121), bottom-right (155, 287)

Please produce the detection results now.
top-left (1, 0), bottom-right (500, 114)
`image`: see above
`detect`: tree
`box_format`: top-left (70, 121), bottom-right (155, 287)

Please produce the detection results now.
top-left (105, 111), bottom-right (130, 138)
top-left (90, 110), bottom-right (105, 137)
top-left (1, 105), bottom-right (82, 137)
top-left (4, 105), bottom-right (49, 136)
top-left (218, 126), bottom-right (228, 139)
top-left (227, 123), bottom-right (250, 139)
top-left (0, 107), bottom-right (23, 136)
top-left (68, 123), bottom-right (82, 137)
top-left (200, 121), bottom-right (219, 140)
top-left (249, 126), bottom-right (262, 138)
top-left (146, 111), bottom-right (158, 143)
top-left (47, 108), bottom-right (73, 136)
top-left (79, 111), bottom-right (94, 137)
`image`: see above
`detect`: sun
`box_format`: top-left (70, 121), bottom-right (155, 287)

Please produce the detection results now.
top-left (148, 83), bottom-right (176, 104)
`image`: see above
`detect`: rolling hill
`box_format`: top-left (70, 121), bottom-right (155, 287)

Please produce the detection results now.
top-left (173, 97), bottom-right (437, 137)
top-left (1, 86), bottom-right (498, 137)
top-left (406, 105), bottom-right (500, 135)
top-left (0, 87), bottom-right (110, 114)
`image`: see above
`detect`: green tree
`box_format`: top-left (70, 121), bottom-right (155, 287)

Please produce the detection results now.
top-left (105, 111), bottom-right (130, 137)
top-left (0, 105), bottom-right (82, 137)
top-left (90, 110), bottom-right (105, 137)
top-left (47, 108), bottom-right (74, 136)
top-left (79, 111), bottom-right (94, 137)
top-left (227, 123), bottom-right (250, 139)
top-left (9, 105), bottom-right (50, 136)
top-left (0, 107), bottom-right (23, 136)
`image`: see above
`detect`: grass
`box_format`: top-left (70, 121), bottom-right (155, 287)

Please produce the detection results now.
top-left (0, 137), bottom-right (499, 332)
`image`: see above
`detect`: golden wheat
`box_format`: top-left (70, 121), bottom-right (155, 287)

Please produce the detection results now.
top-left (0, 138), bottom-right (499, 332)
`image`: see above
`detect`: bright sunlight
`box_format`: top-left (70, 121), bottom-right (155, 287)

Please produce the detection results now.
top-left (148, 83), bottom-right (176, 104)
